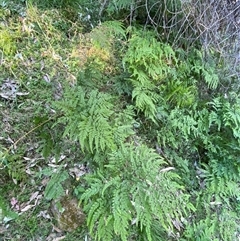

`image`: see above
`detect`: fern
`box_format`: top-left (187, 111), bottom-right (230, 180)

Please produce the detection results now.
top-left (52, 22), bottom-right (240, 241)
top-left (191, 50), bottom-right (219, 90)
top-left (163, 79), bottom-right (197, 107)
top-left (44, 167), bottom-right (69, 200)
top-left (208, 97), bottom-right (240, 140)
top-left (122, 32), bottom-right (165, 119)
top-left (80, 143), bottom-right (195, 241)
top-left (56, 86), bottom-right (116, 153)
top-left (123, 31), bottom-right (176, 83)
top-left (114, 105), bottom-right (135, 144)
top-left (107, 0), bottom-right (134, 13)
top-left (90, 20), bottom-right (126, 49)
top-left (158, 96), bottom-right (240, 240)
top-left (184, 171), bottom-right (240, 241)
top-left (122, 30), bottom-right (200, 118)
top-left (56, 74), bottom-right (137, 156)
top-left (132, 87), bottom-right (159, 120)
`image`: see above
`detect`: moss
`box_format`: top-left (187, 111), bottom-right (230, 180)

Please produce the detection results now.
top-left (50, 195), bottom-right (85, 232)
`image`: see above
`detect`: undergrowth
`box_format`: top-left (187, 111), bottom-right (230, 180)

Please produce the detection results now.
top-left (0, 1), bottom-right (240, 241)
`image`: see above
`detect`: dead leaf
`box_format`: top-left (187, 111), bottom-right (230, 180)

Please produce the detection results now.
top-left (41, 178), bottom-right (50, 186)
top-left (0, 79), bottom-right (28, 100)
top-left (29, 191), bottom-right (39, 202)
top-left (16, 92), bottom-right (29, 96)
top-left (10, 197), bottom-right (20, 211)
top-left (172, 219), bottom-right (183, 231)
top-left (69, 164), bottom-right (88, 180)
top-left (50, 155), bottom-right (66, 163)
top-left (160, 167), bottom-right (175, 172)
top-left (52, 236), bottom-right (66, 241)
top-left (33, 194), bottom-right (42, 206)
top-left (46, 233), bottom-right (57, 241)
top-left (37, 210), bottom-right (51, 219)
top-left (25, 168), bottom-right (32, 175)
top-left (43, 74), bottom-right (51, 83)
top-left (21, 204), bottom-right (34, 212)
top-left (10, 197), bottom-right (18, 207)
top-left (52, 224), bottom-right (63, 233)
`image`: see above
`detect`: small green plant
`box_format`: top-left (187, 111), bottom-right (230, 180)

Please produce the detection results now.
top-left (0, 29), bottom-right (17, 55)
top-left (80, 143), bottom-right (195, 241)
top-left (41, 166), bottom-right (69, 201)
top-left (0, 194), bottom-right (18, 224)
top-left (0, 151), bottom-right (27, 182)
top-left (55, 86), bottom-right (135, 155)
top-left (53, 26), bottom-right (240, 240)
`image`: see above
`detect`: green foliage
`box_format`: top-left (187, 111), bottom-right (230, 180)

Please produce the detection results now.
top-left (33, 115), bottom-right (63, 158)
top-left (29, 0), bottom-right (79, 8)
top-left (107, 0), bottom-right (133, 12)
top-left (190, 50), bottom-right (219, 90)
top-left (123, 31), bottom-right (176, 119)
top-left (80, 143), bottom-right (194, 241)
top-left (0, 150), bottom-right (27, 182)
top-left (122, 30), bottom-right (202, 120)
top-left (154, 97), bottom-right (240, 240)
top-left (55, 26), bottom-right (240, 240)
top-left (1, 1), bottom-right (240, 239)
top-left (43, 167), bottom-right (69, 200)
top-left (90, 20), bottom-right (126, 49)
top-left (209, 97), bottom-right (240, 139)
top-left (0, 195), bottom-right (18, 224)
top-left (56, 86), bottom-right (135, 154)
top-left (0, 29), bottom-right (17, 55)
top-left (56, 87), bottom-right (115, 153)
top-left (0, 0), bottom-right (26, 17)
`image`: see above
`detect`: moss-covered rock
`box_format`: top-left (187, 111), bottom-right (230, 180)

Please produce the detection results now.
top-left (50, 195), bottom-right (85, 232)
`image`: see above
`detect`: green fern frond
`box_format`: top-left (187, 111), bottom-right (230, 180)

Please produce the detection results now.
top-left (90, 20), bottom-right (126, 49)
top-left (112, 186), bottom-right (131, 241)
top-left (100, 20), bottom-right (126, 38)
top-left (114, 105), bottom-right (135, 143)
top-left (202, 69), bottom-right (219, 89)
top-left (44, 169), bottom-right (69, 200)
top-left (56, 86), bottom-right (116, 153)
top-left (163, 79), bottom-right (197, 107)
top-left (132, 87), bottom-right (159, 120)
top-left (97, 214), bottom-right (114, 241)
top-left (123, 31), bottom-right (176, 83)
top-left (80, 143), bottom-right (194, 241)
top-left (107, 0), bottom-right (134, 13)
top-left (88, 199), bottom-right (105, 233)
top-left (208, 97), bottom-right (240, 139)
top-left (122, 30), bottom-right (180, 119)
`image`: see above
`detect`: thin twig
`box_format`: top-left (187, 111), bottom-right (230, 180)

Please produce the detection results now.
top-left (8, 113), bottom-right (62, 152)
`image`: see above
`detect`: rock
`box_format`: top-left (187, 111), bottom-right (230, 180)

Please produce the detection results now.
top-left (50, 195), bottom-right (85, 232)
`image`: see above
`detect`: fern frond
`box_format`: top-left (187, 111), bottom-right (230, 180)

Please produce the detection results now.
top-left (123, 31), bottom-right (176, 83)
top-left (90, 20), bottom-right (126, 49)
top-left (56, 87), bottom-right (116, 153)
top-left (132, 87), bottom-right (159, 120)
top-left (97, 214), bottom-right (114, 241)
top-left (81, 143), bottom-right (194, 240)
top-left (107, 0), bottom-right (134, 13)
top-left (202, 68), bottom-right (219, 89)
top-left (44, 169), bottom-right (69, 200)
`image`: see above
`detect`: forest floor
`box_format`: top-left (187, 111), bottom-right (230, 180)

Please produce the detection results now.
top-left (0, 2), bottom-right (91, 240)
top-left (2, 1), bottom-right (240, 241)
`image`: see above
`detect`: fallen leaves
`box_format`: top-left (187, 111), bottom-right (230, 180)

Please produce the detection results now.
top-left (10, 191), bottom-right (43, 213)
top-left (0, 79), bottom-right (29, 100)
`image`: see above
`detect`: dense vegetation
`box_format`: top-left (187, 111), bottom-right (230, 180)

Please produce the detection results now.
top-left (0, 0), bottom-right (240, 240)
